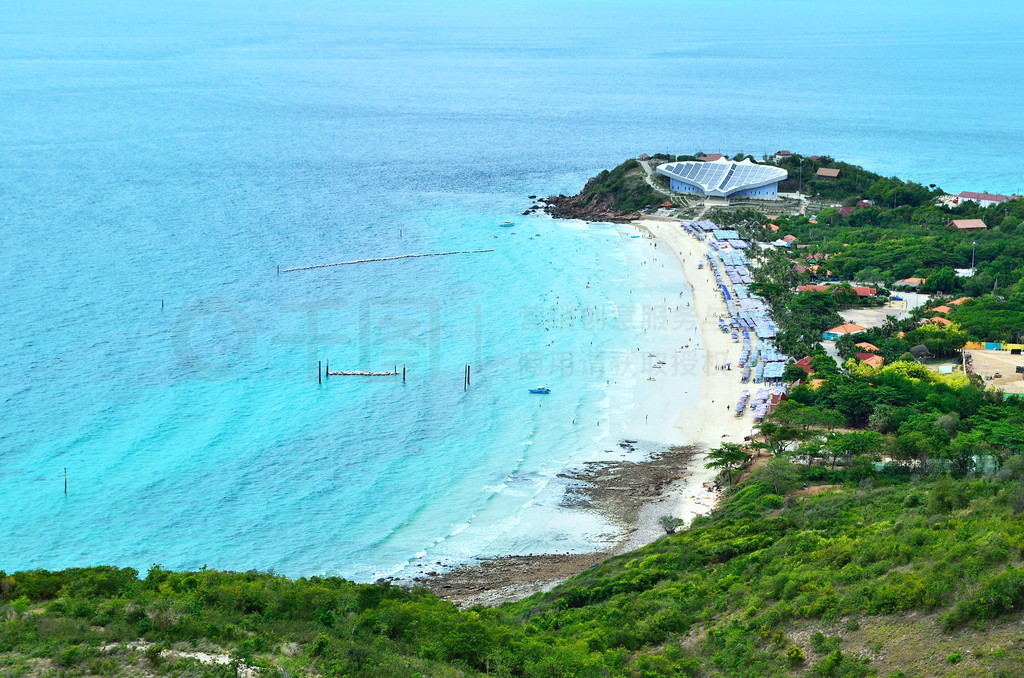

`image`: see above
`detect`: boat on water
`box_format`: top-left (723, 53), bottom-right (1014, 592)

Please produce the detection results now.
top-left (500, 221), bottom-right (514, 227)
top-left (528, 387), bottom-right (550, 394)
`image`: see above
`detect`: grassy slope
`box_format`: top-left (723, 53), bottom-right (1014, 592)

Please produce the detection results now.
top-left (3, 474), bottom-right (1024, 677)
top-left (573, 159), bottom-right (664, 213)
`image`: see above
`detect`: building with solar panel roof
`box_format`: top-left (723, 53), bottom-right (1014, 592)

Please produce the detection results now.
top-left (656, 157), bottom-right (788, 201)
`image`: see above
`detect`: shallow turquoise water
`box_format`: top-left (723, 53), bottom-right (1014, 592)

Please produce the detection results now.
top-left (1, 0), bottom-right (1022, 580)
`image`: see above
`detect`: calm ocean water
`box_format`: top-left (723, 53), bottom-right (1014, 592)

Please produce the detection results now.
top-left (2, 0), bottom-right (1022, 580)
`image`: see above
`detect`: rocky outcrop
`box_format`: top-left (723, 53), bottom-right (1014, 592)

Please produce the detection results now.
top-left (540, 183), bottom-right (641, 223)
top-left (534, 159), bottom-right (663, 222)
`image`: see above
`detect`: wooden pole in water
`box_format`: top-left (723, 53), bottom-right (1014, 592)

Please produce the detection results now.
top-left (161, 299), bottom-right (164, 310)
top-left (402, 364), bottom-right (406, 382)
top-left (277, 264), bottom-right (280, 275)
top-left (64, 468), bottom-right (67, 494)
top-left (467, 364), bottom-right (471, 386)
top-left (318, 361), bottom-right (322, 384)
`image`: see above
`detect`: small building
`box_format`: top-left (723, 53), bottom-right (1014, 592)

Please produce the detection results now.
top-left (794, 356), bottom-right (815, 375)
top-left (793, 264), bottom-right (808, 274)
top-left (949, 297), bottom-right (972, 306)
top-left (816, 167), bottom-right (841, 180)
top-left (697, 153), bottom-right (725, 162)
top-left (948, 218), bottom-right (987, 230)
top-left (774, 150), bottom-right (793, 162)
top-left (895, 277), bottom-right (927, 288)
top-left (823, 323), bottom-right (866, 340)
top-left (855, 342), bottom-right (880, 352)
top-left (838, 205), bottom-right (857, 218)
top-left (851, 286), bottom-right (876, 297)
top-left (637, 153), bottom-right (651, 161)
top-left (958, 191), bottom-right (1012, 208)
top-left (929, 305), bottom-right (953, 315)
top-left (923, 316), bottom-right (953, 326)
top-left (856, 353), bottom-right (885, 369)
top-left (782, 234), bottom-right (797, 244)
top-left (661, 201), bottom-right (673, 208)
top-left (797, 284), bottom-right (830, 293)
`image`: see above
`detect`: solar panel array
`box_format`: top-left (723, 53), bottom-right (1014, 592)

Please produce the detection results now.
top-left (660, 161), bottom-right (785, 195)
top-left (663, 162), bottom-right (729, 191)
top-left (719, 164), bottom-right (781, 192)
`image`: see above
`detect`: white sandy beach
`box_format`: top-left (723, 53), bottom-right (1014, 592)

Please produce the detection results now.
top-left (617, 217), bottom-right (758, 552)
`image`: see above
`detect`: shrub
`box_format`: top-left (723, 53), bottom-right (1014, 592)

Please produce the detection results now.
top-left (947, 651), bottom-right (962, 664)
top-left (786, 645), bottom-right (805, 664)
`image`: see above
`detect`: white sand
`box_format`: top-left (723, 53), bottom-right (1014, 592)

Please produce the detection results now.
top-left (618, 217), bottom-right (757, 551)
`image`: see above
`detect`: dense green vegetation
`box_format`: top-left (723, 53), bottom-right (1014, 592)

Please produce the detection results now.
top-left (748, 153), bottom-right (1024, 344)
top-left (948, 295), bottom-right (1024, 344)
top-left (6, 452), bottom-right (1024, 676)
top-left (773, 155), bottom-right (941, 206)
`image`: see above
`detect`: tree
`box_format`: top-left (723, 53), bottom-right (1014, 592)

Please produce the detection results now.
top-left (824, 431), bottom-right (884, 469)
top-left (658, 515), bottom-right (685, 535)
top-left (754, 458), bottom-right (799, 494)
top-left (902, 323), bottom-right (968, 358)
top-left (756, 421), bottom-right (800, 456)
top-left (706, 443), bottom-right (749, 486)
top-left (922, 266), bottom-right (958, 294)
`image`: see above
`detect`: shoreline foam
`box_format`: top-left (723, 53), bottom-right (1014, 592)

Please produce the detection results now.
top-left (417, 216), bottom-right (758, 605)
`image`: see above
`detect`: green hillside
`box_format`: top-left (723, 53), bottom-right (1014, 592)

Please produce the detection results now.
top-left (5, 464), bottom-right (1024, 676)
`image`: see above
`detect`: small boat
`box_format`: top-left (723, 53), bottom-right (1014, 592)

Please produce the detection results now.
top-left (529, 387), bottom-right (550, 394)
top-left (500, 221), bottom-right (514, 227)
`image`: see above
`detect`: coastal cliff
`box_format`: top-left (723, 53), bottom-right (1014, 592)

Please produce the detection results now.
top-left (538, 158), bottom-right (665, 222)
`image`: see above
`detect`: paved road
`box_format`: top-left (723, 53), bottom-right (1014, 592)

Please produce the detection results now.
top-left (638, 160), bottom-right (673, 196)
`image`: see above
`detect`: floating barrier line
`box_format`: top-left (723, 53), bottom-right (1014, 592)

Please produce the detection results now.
top-left (327, 370), bottom-right (398, 376)
top-left (283, 249), bottom-right (495, 273)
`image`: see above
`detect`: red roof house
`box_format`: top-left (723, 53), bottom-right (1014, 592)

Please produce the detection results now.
top-left (948, 219), bottom-right (987, 230)
top-left (794, 356), bottom-right (815, 375)
top-left (958, 191), bottom-right (1011, 206)
top-left (856, 353), bottom-right (885, 369)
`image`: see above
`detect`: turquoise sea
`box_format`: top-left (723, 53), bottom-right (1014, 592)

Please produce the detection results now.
top-left (2, 0), bottom-right (1022, 580)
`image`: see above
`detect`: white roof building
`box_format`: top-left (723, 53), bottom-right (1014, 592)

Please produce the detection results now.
top-left (657, 158), bottom-right (788, 201)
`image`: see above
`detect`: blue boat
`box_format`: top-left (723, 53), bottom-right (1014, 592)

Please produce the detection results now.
top-left (529, 387), bottom-right (550, 394)
top-left (500, 221), bottom-right (514, 227)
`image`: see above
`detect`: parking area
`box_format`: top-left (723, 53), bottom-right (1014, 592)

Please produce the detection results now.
top-left (967, 349), bottom-right (1024, 394)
